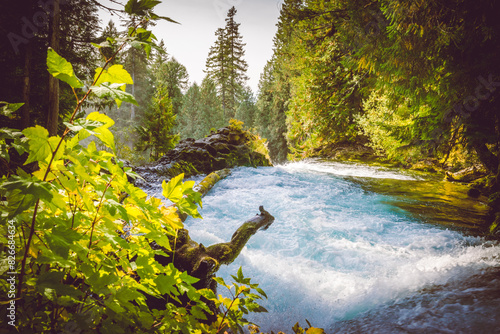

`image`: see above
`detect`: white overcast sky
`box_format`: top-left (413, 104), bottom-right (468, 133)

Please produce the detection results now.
top-left (98, 0), bottom-right (283, 93)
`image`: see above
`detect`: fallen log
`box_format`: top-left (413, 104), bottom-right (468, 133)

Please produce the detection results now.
top-left (145, 171), bottom-right (275, 317)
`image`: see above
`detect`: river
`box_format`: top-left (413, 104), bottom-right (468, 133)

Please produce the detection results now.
top-left (145, 160), bottom-right (500, 333)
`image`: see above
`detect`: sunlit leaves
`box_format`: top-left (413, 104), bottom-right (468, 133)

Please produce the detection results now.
top-left (91, 82), bottom-right (138, 108)
top-left (0, 4), bottom-right (266, 332)
top-left (22, 125), bottom-right (66, 164)
top-left (86, 112), bottom-right (116, 152)
top-left (161, 174), bottom-right (203, 218)
top-left (46, 48), bottom-right (84, 89)
top-left (93, 64), bottom-right (134, 88)
top-left (161, 173), bottom-right (185, 203)
top-left (203, 267), bottom-right (268, 332)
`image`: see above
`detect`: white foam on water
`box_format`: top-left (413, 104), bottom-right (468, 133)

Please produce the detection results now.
top-left (281, 159), bottom-right (418, 180)
top-left (149, 162), bottom-right (500, 332)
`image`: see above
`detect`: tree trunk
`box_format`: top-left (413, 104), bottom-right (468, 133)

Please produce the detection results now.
top-left (21, 44), bottom-right (31, 129)
top-left (46, 0), bottom-right (60, 136)
top-left (472, 140), bottom-right (499, 174)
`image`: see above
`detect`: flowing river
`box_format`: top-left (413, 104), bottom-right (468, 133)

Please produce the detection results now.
top-left (145, 160), bottom-right (500, 333)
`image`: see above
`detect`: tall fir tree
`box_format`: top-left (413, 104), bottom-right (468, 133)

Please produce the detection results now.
top-left (177, 83), bottom-right (202, 138)
top-left (205, 6), bottom-right (248, 121)
top-left (135, 81), bottom-right (179, 161)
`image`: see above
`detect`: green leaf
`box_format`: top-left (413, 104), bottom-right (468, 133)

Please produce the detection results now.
top-left (150, 13), bottom-right (180, 24)
top-left (125, 0), bottom-right (161, 16)
top-left (45, 226), bottom-right (81, 260)
top-left (22, 126), bottom-right (64, 164)
top-left (82, 112), bottom-right (115, 151)
top-left (94, 64), bottom-right (134, 88)
top-left (22, 125), bottom-right (50, 163)
top-left (91, 83), bottom-right (138, 108)
top-left (64, 118), bottom-right (104, 133)
top-left (154, 273), bottom-right (177, 295)
top-left (2, 175), bottom-right (54, 202)
top-left (161, 173), bottom-right (184, 203)
top-left (255, 287), bottom-right (267, 299)
top-left (177, 197), bottom-right (202, 219)
top-left (86, 112), bottom-right (114, 129)
top-left (46, 48), bottom-right (84, 89)
top-left (37, 271), bottom-right (83, 298)
top-left (0, 102), bottom-right (24, 117)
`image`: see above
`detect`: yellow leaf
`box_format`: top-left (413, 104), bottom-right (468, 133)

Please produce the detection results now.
top-left (126, 205), bottom-right (143, 219)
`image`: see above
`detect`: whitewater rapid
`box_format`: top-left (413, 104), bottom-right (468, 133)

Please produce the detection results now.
top-left (145, 160), bottom-right (500, 332)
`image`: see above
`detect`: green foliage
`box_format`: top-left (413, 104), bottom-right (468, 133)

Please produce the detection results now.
top-left (0, 2), bottom-right (267, 332)
top-left (200, 267), bottom-right (268, 333)
top-left (135, 81), bottom-right (179, 161)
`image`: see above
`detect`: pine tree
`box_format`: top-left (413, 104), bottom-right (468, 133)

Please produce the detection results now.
top-left (156, 57), bottom-right (189, 116)
top-left (199, 76), bottom-right (224, 133)
top-left (135, 82), bottom-right (179, 160)
top-left (205, 6), bottom-right (248, 121)
top-left (235, 86), bottom-right (257, 128)
top-left (177, 83), bottom-right (202, 139)
top-left (225, 6), bottom-right (249, 118)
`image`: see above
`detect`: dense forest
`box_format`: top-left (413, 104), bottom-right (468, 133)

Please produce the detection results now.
top-left (1, 0), bottom-right (500, 332)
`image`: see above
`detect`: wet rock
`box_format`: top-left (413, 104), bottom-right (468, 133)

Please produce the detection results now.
top-left (134, 127), bottom-right (272, 183)
top-left (311, 140), bottom-right (382, 162)
top-left (446, 164), bottom-right (488, 183)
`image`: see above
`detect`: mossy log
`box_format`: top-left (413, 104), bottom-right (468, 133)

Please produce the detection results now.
top-left (193, 168), bottom-right (232, 198)
top-left (156, 206), bottom-right (274, 290)
top-left (146, 171), bottom-right (275, 315)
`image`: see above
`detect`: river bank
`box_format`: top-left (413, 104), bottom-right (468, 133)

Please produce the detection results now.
top-left (307, 142), bottom-right (497, 235)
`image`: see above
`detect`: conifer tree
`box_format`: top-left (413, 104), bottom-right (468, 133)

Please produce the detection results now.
top-left (199, 76), bottom-right (225, 132)
top-left (235, 86), bottom-right (257, 128)
top-left (177, 83), bottom-right (202, 138)
top-left (205, 6), bottom-right (248, 121)
top-left (135, 82), bottom-right (179, 160)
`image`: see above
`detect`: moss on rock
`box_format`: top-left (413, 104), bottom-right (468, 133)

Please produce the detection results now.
top-left (135, 127), bottom-right (272, 183)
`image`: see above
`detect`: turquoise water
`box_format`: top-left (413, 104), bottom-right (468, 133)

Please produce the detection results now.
top-left (147, 161), bottom-right (500, 332)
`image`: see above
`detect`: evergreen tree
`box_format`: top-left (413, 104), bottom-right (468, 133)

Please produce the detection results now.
top-left (254, 0), bottom-right (299, 162)
top-left (199, 76), bottom-right (225, 133)
top-left (135, 82), bottom-right (179, 160)
top-left (205, 28), bottom-right (228, 118)
top-left (156, 57), bottom-right (189, 116)
top-left (235, 86), bottom-right (257, 128)
top-left (205, 6), bottom-right (248, 121)
top-left (225, 6), bottom-right (249, 118)
top-left (177, 83), bottom-right (202, 138)
top-left (0, 0), bottom-right (100, 132)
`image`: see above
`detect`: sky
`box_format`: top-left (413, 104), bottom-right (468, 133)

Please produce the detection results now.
top-left (98, 0), bottom-right (283, 93)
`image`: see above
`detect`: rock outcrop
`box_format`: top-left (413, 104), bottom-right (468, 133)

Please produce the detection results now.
top-left (135, 127), bottom-right (272, 183)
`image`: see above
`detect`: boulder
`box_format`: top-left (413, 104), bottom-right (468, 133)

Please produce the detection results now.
top-left (135, 127), bottom-right (272, 184)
